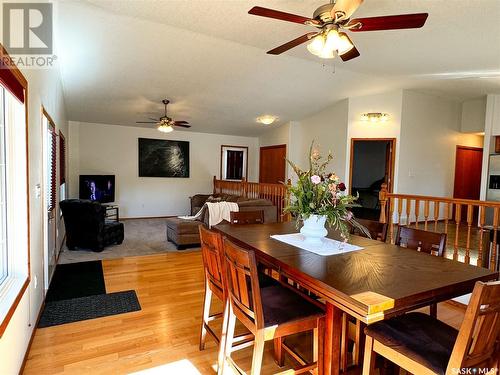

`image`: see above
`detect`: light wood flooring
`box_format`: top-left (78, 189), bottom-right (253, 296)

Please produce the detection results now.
top-left (24, 252), bottom-right (466, 375)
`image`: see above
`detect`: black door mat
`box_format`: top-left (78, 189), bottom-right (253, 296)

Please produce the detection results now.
top-left (38, 290), bottom-right (141, 328)
top-left (45, 261), bottom-right (106, 302)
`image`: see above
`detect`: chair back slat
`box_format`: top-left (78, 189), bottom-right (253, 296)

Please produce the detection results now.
top-left (230, 210), bottom-right (265, 225)
top-left (448, 281), bottom-right (500, 371)
top-left (350, 218), bottom-right (388, 242)
top-left (222, 238), bottom-right (264, 328)
top-left (395, 225), bottom-right (446, 257)
top-left (199, 225), bottom-right (224, 293)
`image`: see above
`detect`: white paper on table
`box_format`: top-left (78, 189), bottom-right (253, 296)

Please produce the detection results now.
top-left (270, 233), bottom-right (364, 256)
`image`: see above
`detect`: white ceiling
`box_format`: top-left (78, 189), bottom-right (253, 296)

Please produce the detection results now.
top-left (56, 0), bottom-right (500, 136)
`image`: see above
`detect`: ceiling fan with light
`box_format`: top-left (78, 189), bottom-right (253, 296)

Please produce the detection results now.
top-left (136, 99), bottom-right (191, 133)
top-left (248, 0), bottom-right (428, 61)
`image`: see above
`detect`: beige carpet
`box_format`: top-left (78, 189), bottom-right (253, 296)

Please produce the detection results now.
top-left (58, 218), bottom-right (199, 264)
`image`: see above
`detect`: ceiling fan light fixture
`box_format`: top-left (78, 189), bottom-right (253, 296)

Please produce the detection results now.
top-left (337, 32), bottom-right (355, 55)
top-left (306, 35), bottom-right (325, 56)
top-left (157, 122), bottom-right (174, 133)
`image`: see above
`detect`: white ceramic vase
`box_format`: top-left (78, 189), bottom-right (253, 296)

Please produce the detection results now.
top-left (300, 214), bottom-right (328, 245)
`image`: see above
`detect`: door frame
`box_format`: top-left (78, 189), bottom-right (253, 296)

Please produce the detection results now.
top-left (348, 138), bottom-right (397, 195)
top-left (259, 144), bottom-right (287, 183)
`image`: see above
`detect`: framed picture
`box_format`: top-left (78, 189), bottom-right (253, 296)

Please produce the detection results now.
top-left (220, 145), bottom-right (248, 181)
top-left (138, 138), bottom-right (190, 178)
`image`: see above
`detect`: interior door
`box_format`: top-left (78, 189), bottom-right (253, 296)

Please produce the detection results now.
top-left (259, 144), bottom-right (286, 184)
top-left (453, 146), bottom-right (483, 221)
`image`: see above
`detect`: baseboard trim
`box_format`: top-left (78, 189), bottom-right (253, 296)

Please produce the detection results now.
top-left (121, 215), bottom-right (176, 220)
top-left (18, 300), bottom-right (45, 375)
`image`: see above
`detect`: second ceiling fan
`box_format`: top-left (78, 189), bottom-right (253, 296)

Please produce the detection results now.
top-left (248, 0), bottom-right (428, 61)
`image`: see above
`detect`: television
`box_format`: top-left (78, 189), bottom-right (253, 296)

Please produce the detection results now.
top-left (79, 175), bottom-right (115, 203)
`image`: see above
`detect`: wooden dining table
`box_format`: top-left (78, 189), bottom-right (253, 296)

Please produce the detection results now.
top-left (213, 221), bottom-right (499, 374)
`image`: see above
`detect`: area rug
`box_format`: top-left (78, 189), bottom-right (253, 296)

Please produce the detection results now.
top-left (38, 290), bottom-right (141, 328)
top-left (58, 218), bottom-right (197, 264)
top-left (45, 260), bottom-right (106, 302)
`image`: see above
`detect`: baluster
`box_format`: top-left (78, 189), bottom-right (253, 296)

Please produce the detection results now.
top-left (379, 183), bottom-right (388, 224)
top-left (491, 207), bottom-right (499, 271)
top-left (406, 198), bottom-right (412, 226)
top-left (433, 201), bottom-right (440, 232)
top-left (388, 197), bottom-right (395, 243)
top-left (454, 203), bottom-right (461, 261)
top-left (414, 199), bottom-right (420, 229)
top-left (424, 201), bottom-right (430, 231)
top-left (397, 198), bottom-right (403, 226)
top-left (478, 206), bottom-right (485, 268)
top-left (444, 202), bottom-right (450, 236)
top-left (465, 205), bottom-right (473, 265)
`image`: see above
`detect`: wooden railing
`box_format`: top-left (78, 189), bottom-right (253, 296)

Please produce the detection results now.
top-left (379, 183), bottom-right (500, 271)
top-left (213, 177), bottom-right (291, 222)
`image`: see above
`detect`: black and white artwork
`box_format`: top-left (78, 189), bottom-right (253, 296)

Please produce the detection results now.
top-left (138, 138), bottom-right (190, 178)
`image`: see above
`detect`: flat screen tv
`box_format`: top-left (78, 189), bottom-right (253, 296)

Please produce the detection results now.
top-left (79, 175), bottom-right (115, 203)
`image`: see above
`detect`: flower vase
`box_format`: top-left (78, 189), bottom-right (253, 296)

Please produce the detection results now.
top-left (300, 215), bottom-right (328, 245)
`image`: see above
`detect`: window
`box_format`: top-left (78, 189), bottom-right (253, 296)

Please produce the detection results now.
top-left (0, 47), bottom-right (29, 337)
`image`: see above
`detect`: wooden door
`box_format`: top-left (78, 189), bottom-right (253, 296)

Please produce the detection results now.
top-left (259, 145), bottom-right (286, 184)
top-left (453, 146), bottom-right (483, 221)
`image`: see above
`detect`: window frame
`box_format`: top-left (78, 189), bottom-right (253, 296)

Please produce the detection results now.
top-left (0, 44), bottom-right (30, 338)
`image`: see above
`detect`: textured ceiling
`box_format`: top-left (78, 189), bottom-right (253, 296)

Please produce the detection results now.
top-left (56, 0), bottom-right (500, 136)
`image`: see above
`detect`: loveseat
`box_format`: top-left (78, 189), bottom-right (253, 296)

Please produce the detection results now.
top-left (166, 193), bottom-right (277, 249)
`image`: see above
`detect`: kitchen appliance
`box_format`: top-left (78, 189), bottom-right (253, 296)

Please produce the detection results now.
top-left (485, 154), bottom-right (500, 224)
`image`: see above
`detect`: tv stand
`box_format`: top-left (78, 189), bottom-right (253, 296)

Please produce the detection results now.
top-left (103, 204), bottom-right (119, 222)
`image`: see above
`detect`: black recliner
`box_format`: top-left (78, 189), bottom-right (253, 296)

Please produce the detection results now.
top-left (60, 199), bottom-right (124, 252)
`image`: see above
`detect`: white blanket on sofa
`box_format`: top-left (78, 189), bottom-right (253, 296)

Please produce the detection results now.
top-left (206, 202), bottom-right (239, 227)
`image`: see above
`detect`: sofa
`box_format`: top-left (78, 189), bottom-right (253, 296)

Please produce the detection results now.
top-left (60, 199), bottom-right (124, 252)
top-left (166, 193), bottom-right (277, 249)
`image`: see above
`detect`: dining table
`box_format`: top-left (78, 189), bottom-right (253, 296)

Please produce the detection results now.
top-left (213, 221), bottom-right (499, 374)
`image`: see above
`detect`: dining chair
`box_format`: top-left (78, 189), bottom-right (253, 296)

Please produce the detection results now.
top-left (229, 210), bottom-right (265, 225)
top-left (362, 280), bottom-right (500, 375)
top-left (220, 237), bottom-right (325, 375)
top-left (395, 225), bottom-right (447, 318)
top-left (349, 218), bottom-right (388, 242)
top-left (198, 225), bottom-right (279, 373)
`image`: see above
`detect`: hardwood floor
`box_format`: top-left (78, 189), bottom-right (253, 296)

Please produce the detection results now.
top-left (24, 252), bottom-right (466, 374)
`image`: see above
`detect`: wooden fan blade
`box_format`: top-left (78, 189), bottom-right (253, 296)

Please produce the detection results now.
top-left (340, 46), bottom-right (360, 61)
top-left (248, 6), bottom-right (319, 25)
top-left (348, 13), bottom-right (428, 32)
top-left (174, 121), bottom-right (189, 124)
top-left (331, 0), bottom-right (363, 21)
top-left (267, 32), bottom-right (318, 55)
top-left (173, 123), bottom-right (191, 128)
top-left (136, 121), bottom-right (157, 124)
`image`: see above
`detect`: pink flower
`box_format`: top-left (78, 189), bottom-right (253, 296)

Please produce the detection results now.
top-left (328, 183), bottom-right (337, 192)
top-left (345, 211), bottom-right (353, 221)
top-left (311, 175), bottom-right (321, 184)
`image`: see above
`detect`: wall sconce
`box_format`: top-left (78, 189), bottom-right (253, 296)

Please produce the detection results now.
top-left (361, 112), bottom-right (390, 123)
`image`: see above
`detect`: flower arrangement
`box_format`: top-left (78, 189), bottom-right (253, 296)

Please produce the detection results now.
top-left (285, 142), bottom-right (366, 240)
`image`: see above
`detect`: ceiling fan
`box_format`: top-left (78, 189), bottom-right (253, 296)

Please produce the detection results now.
top-left (248, 0), bottom-right (428, 61)
top-left (136, 99), bottom-right (191, 133)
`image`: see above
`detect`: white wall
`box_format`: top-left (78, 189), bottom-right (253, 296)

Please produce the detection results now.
top-left (69, 122), bottom-right (259, 218)
top-left (292, 99), bottom-right (349, 181)
top-left (461, 97), bottom-right (486, 133)
top-left (399, 90), bottom-right (483, 197)
top-left (347, 90), bottom-right (403, 192)
top-left (0, 66), bottom-right (68, 374)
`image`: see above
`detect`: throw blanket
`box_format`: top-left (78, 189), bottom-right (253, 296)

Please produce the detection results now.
top-left (178, 206), bottom-right (205, 221)
top-left (206, 202), bottom-right (239, 227)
